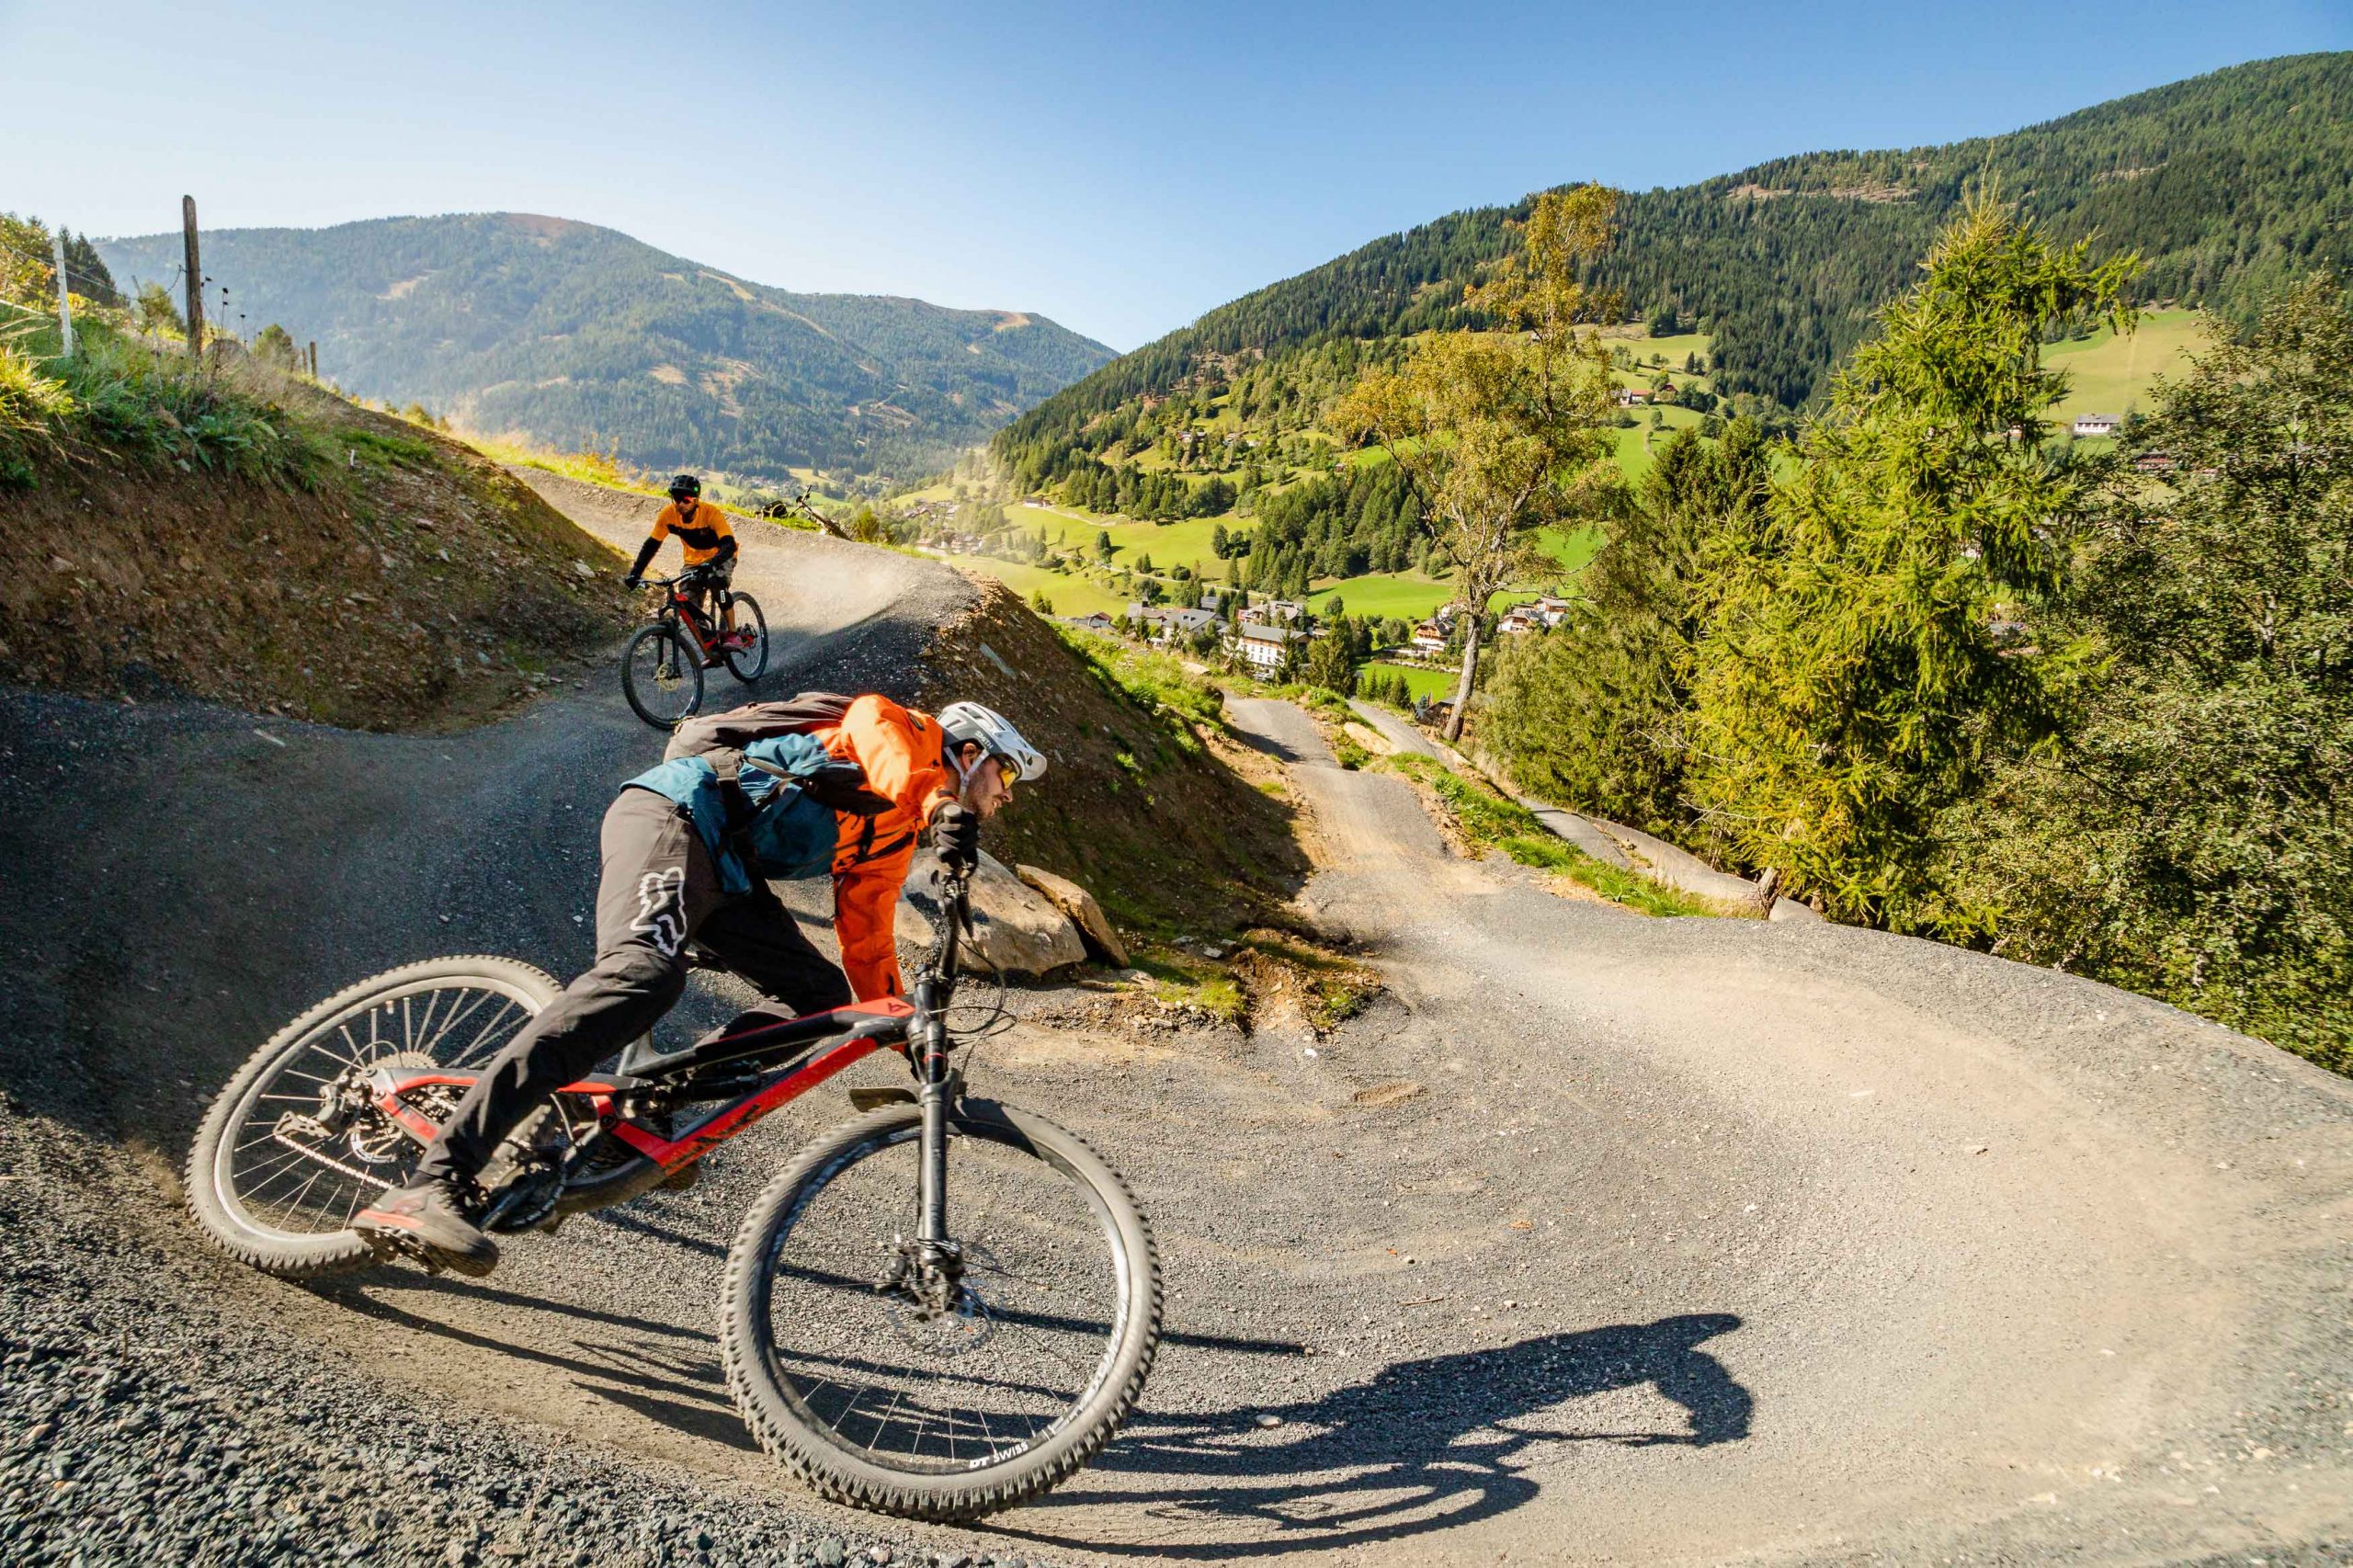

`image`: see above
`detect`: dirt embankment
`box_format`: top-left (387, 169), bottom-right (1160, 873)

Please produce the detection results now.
top-left (2, 401), bottom-right (630, 731)
top-left (918, 581), bottom-right (1308, 939)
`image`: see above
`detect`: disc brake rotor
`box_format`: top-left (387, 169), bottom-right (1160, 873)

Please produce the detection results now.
top-left (346, 1051), bottom-right (450, 1165)
top-left (879, 1239), bottom-right (1003, 1358)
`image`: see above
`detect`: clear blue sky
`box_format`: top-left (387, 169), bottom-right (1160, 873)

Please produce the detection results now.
top-left (6, 1), bottom-right (2347, 349)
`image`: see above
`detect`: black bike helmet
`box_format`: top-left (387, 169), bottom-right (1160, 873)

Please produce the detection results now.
top-left (668, 473), bottom-right (702, 500)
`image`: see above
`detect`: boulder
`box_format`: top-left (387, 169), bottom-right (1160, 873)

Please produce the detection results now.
top-left (1015, 864), bottom-right (1131, 967)
top-left (896, 850), bottom-right (1087, 979)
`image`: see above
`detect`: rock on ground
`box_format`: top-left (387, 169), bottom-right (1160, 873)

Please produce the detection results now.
top-left (1013, 865), bottom-right (1130, 967)
top-left (896, 851), bottom-right (1087, 979)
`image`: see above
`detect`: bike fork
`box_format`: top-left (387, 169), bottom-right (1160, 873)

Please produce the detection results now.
top-left (917, 1074), bottom-right (951, 1251)
top-left (912, 992), bottom-right (958, 1272)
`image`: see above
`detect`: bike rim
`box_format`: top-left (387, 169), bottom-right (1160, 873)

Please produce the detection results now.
top-left (626, 626), bottom-right (701, 722)
top-left (213, 975), bottom-right (541, 1241)
top-left (727, 597), bottom-right (768, 680)
top-left (754, 1121), bottom-right (1133, 1475)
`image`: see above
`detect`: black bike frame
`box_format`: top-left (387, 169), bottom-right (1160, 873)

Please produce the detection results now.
top-left (912, 877), bottom-right (967, 1258)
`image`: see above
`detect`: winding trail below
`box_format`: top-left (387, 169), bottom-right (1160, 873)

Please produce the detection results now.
top-left (3, 487), bottom-right (2348, 1565)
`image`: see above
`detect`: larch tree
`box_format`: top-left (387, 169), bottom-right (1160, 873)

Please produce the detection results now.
top-left (1687, 195), bottom-right (2137, 931)
top-left (1331, 184), bottom-right (1622, 741)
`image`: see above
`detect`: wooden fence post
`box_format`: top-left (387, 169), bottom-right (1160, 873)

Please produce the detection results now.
top-left (307, 340), bottom-right (317, 379)
top-left (51, 231), bottom-right (73, 357)
top-left (181, 197), bottom-right (204, 358)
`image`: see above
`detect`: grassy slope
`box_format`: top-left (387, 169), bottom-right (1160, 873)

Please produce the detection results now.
top-left (2, 347), bottom-right (630, 729)
top-left (951, 555), bottom-right (1128, 618)
top-left (2044, 308), bottom-right (2206, 419)
top-left (914, 583), bottom-right (1306, 937)
top-left (1364, 662), bottom-right (1462, 701)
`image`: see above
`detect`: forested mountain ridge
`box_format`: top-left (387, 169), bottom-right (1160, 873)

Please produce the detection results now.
top-left (998, 51), bottom-right (2353, 468)
top-left (94, 212), bottom-right (1114, 485)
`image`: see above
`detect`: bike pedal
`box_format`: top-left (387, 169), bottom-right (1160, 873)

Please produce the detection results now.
top-left (366, 1233), bottom-right (442, 1275)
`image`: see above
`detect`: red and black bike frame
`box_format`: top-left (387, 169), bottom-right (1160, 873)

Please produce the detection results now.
top-left (367, 875), bottom-right (972, 1242)
top-left (640, 570), bottom-right (734, 663)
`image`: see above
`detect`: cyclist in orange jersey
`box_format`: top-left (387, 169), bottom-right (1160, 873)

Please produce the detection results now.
top-left (626, 473), bottom-right (743, 642)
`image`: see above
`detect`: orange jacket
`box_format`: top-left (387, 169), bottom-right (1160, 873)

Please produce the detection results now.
top-left (649, 499), bottom-right (735, 567)
top-left (813, 695), bottom-right (961, 1000)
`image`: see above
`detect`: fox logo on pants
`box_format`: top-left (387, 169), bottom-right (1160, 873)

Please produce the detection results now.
top-left (631, 868), bottom-right (688, 957)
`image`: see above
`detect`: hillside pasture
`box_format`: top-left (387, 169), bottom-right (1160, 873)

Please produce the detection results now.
top-left (2044, 308), bottom-right (2207, 421)
top-left (938, 553), bottom-right (1127, 618)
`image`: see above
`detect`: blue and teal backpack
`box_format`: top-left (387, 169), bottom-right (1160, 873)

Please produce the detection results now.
top-left (623, 695), bottom-right (888, 894)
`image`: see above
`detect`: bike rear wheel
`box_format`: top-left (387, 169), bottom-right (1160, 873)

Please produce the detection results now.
top-left (721, 1100), bottom-right (1160, 1520)
top-left (622, 621), bottom-right (703, 729)
top-left (185, 956), bottom-right (560, 1278)
top-left (723, 592), bottom-right (769, 683)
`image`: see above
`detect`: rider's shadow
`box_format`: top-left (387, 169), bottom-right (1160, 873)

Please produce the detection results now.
top-left (1008, 1312), bottom-right (1752, 1559)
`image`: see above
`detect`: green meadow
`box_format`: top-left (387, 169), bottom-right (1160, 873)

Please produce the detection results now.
top-left (2044, 308), bottom-right (2206, 421)
top-left (917, 312), bottom-right (2197, 637)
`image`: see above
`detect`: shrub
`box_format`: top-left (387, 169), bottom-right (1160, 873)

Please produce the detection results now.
top-left (0, 314), bottom-right (330, 489)
top-left (1949, 278), bottom-right (2353, 1071)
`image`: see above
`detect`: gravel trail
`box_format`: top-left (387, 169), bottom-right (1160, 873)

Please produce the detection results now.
top-left (0, 509), bottom-right (999, 1565)
top-left (5, 513), bottom-right (2350, 1567)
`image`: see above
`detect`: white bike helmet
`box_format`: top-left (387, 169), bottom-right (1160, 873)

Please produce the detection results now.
top-left (937, 700), bottom-right (1047, 782)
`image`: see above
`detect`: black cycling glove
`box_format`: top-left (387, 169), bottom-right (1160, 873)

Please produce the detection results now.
top-left (932, 801), bottom-right (980, 874)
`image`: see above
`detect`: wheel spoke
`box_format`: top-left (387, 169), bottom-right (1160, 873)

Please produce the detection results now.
top-left (454, 997), bottom-right (521, 1066)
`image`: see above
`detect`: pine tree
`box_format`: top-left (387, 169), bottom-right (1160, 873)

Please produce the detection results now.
top-left (1688, 196), bottom-right (2138, 930)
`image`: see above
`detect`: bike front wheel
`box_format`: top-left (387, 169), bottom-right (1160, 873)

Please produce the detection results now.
top-left (723, 592), bottom-right (769, 683)
top-left (721, 1100), bottom-right (1160, 1520)
top-left (621, 621), bottom-right (703, 729)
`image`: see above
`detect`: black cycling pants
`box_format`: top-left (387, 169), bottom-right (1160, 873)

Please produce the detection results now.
top-left (414, 788), bottom-right (853, 1184)
top-left (689, 559), bottom-right (733, 625)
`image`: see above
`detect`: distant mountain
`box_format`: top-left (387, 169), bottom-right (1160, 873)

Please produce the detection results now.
top-left (999, 51), bottom-right (2353, 473)
top-left (96, 213), bottom-right (1114, 484)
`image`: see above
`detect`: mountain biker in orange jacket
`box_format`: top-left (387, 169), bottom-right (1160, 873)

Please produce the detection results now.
top-left (626, 473), bottom-right (742, 641)
top-left (353, 694), bottom-right (1046, 1276)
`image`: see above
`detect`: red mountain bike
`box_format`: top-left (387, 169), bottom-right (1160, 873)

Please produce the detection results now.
top-left (184, 874), bottom-right (1161, 1520)
top-left (621, 568), bottom-right (770, 729)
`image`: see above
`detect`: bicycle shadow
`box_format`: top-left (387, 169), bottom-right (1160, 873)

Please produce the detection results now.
top-left (999, 1312), bottom-right (1752, 1560)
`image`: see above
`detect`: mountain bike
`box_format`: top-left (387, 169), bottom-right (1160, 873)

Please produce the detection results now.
top-left (183, 872), bottom-right (1161, 1520)
top-left (620, 568), bottom-right (769, 729)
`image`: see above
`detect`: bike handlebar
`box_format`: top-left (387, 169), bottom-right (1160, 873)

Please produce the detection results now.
top-left (636, 569), bottom-right (718, 591)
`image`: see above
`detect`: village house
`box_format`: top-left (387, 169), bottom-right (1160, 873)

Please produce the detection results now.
top-left (2073, 414), bottom-right (2122, 438)
top-left (1255, 598), bottom-right (1309, 625)
top-left (1497, 607), bottom-right (1541, 636)
top-left (1410, 619), bottom-right (1448, 655)
top-left (1233, 620), bottom-right (1295, 672)
top-left (1616, 387), bottom-right (1651, 407)
top-left (1532, 594), bottom-right (1573, 627)
top-left (1062, 611), bottom-right (1116, 633)
top-left (1124, 604), bottom-right (1218, 645)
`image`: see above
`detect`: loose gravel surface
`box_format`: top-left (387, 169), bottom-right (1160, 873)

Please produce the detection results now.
top-left (5, 502), bottom-right (2352, 1566)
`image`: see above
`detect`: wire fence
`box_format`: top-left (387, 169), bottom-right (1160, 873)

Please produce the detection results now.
top-left (6, 206), bottom-right (321, 381)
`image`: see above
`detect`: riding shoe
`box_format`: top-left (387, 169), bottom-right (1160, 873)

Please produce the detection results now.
top-left (353, 1174), bottom-right (500, 1277)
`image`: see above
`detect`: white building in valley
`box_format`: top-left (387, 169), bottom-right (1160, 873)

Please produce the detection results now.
top-left (1233, 621), bottom-right (1295, 672)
